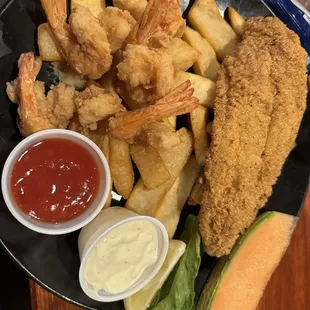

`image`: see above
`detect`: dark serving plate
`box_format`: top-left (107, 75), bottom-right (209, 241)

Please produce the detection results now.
top-left (0, 0), bottom-right (309, 309)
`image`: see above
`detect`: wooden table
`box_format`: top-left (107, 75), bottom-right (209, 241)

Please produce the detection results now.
top-left (30, 0), bottom-right (310, 308)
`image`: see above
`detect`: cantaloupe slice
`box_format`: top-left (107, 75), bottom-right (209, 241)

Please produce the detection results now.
top-left (197, 211), bottom-right (297, 310)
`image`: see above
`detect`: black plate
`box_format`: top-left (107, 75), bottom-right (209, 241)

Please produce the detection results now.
top-left (0, 0), bottom-right (309, 309)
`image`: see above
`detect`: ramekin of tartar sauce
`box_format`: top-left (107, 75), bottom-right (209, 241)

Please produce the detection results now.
top-left (78, 207), bottom-right (169, 302)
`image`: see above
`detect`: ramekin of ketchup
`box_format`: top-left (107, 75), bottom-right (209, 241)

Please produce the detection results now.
top-left (1, 129), bottom-right (111, 235)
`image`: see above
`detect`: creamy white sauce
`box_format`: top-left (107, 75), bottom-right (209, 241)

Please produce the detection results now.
top-left (84, 220), bottom-right (159, 294)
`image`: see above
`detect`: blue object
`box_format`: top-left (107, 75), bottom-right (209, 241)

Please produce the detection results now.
top-left (262, 0), bottom-right (310, 72)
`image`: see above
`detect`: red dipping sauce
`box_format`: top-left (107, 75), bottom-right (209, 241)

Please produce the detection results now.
top-left (10, 138), bottom-right (100, 223)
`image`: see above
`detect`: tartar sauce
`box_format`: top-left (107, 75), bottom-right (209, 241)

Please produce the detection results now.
top-left (84, 220), bottom-right (159, 294)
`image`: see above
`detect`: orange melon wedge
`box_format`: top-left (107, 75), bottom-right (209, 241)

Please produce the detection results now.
top-left (197, 211), bottom-right (297, 310)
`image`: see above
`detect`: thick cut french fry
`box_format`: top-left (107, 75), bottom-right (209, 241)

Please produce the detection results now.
top-left (113, 0), bottom-right (147, 21)
top-left (190, 106), bottom-right (209, 166)
top-left (130, 124), bottom-right (193, 189)
top-left (69, 116), bottom-right (110, 161)
top-left (131, 143), bottom-right (171, 189)
top-left (159, 128), bottom-right (193, 179)
top-left (99, 134), bottom-right (110, 163)
top-left (168, 38), bottom-right (198, 72)
top-left (125, 177), bottom-right (177, 216)
top-left (228, 7), bottom-right (245, 37)
top-left (188, 171), bottom-right (204, 206)
top-left (168, 116), bottom-right (177, 129)
top-left (206, 122), bottom-right (212, 135)
top-left (161, 117), bottom-right (176, 130)
top-left (188, 0), bottom-right (239, 60)
top-left (104, 184), bottom-right (112, 208)
top-left (52, 62), bottom-right (87, 90)
top-left (69, 116), bottom-right (112, 208)
top-left (174, 71), bottom-right (216, 109)
top-left (155, 156), bottom-right (201, 238)
top-left (37, 23), bottom-right (63, 61)
top-left (183, 27), bottom-right (220, 81)
top-left (110, 136), bottom-right (134, 199)
top-left (71, 0), bottom-right (105, 17)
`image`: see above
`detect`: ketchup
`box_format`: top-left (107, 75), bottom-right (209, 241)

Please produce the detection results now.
top-left (10, 138), bottom-right (100, 223)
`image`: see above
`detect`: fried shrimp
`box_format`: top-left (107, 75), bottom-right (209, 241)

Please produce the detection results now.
top-left (6, 79), bottom-right (19, 104)
top-left (41, 0), bottom-right (112, 79)
top-left (127, 0), bottom-right (184, 47)
top-left (17, 52), bottom-right (76, 136)
top-left (99, 7), bottom-right (136, 54)
top-left (117, 44), bottom-right (174, 109)
top-left (75, 84), bottom-right (125, 130)
top-left (117, 0), bottom-right (183, 109)
top-left (109, 80), bottom-right (199, 140)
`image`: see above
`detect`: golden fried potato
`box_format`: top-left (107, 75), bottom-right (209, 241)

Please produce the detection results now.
top-left (97, 130), bottom-right (110, 163)
top-left (130, 123), bottom-right (193, 189)
top-left (69, 116), bottom-right (112, 208)
top-left (228, 7), bottom-right (245, 37)
top-left (71, 0), bottom-right (105, 17)
top-left (113, 0), bottom-right (147, 21)
top-left (125, 177), bottom-right (176, 216)
top-left (37, 23), bottom-right (63, 61)
top-left (53, 62), bottom-right (87, 90)
top-left (206, 122), bottom-right (212, 135)
top-left (69, 116), bottom-right (110, 158)
top-left (168, 38), bottom-right (198, 72)
top-left (188, 171), bottom-right (204, 205)
top-left (174, 71), bottom-right (216, 108)
top-left (190, 106), bottom-right (209, 166)
top-left (155, 156), bottom-right (201, 238)
top-left (183, 27), bottom-right (220, 81)
top-left (168, 116), bottom-right (177, 129)
top-left (110, 136), bottom-right (134, 199)
top-left (159, 127), bottom-right (193, 178)
top-left (130, 143), bottom-right (171, 189)
top-left (188, 0), bottom-right (239, 60)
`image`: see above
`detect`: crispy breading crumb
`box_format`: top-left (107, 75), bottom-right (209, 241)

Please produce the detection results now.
top-left (200, 17), bottom-right (307, 257)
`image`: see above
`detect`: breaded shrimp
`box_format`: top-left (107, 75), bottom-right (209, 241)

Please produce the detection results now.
top-left (41, 0), bottom-right (112, 79)
top-left (150, 0), bottom-right (185, 47)
top-left (126, 0), bottom-right (184, 47)
top-left (99, 7), bottom-right (136, 54)
top-left (6, 79), bottom-right (19, 104)
top-left (117, 0), bottom-right (180, 108)
top-left (75, 84), bottom-right (125, 130)
top-left (117, 44), bottom-right (174, 109)
top-left (17, 52), bottom-right (76, 136)
top-left (109, 80), bottom-right (199, 140)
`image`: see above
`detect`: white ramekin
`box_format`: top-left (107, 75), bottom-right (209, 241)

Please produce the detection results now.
top-left (78, 207), bottom-right (169, 302)
top-left (1, 129), bottom-right (111, 235)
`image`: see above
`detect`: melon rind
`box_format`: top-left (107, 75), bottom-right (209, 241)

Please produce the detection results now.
top-left (197, 211), bottom-right (297, 310)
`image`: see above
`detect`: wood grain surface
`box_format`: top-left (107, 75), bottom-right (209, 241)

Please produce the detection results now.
top-left (30, 0), bottom-right (310, 309)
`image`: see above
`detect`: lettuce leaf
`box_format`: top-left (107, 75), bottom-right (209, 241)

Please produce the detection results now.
top-left (149, 215), bottom-right (201, 310)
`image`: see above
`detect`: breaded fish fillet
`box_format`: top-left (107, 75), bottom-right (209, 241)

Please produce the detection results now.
top-left (200, 17), bottom-right (307, 257)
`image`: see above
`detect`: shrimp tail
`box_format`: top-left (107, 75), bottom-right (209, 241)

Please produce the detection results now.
top-left (40, 0), bottom-right (67, 30)
top-left (109, 80), bottom-right (199, 140)
top-left (18, 52), bottom-right (42, 117)
top-left (129, 0), bottom-right (170, 45)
